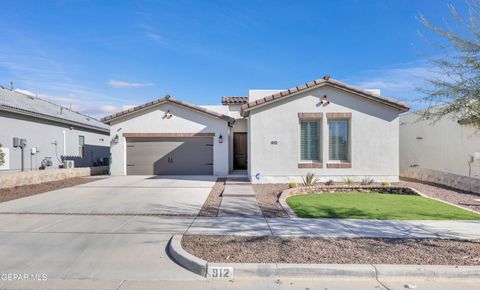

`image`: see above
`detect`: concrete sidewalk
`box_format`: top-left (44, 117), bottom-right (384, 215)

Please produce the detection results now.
top-left (218, 183), bottom-right (263, 217)
top-left (187, 217), bottom-right (480, 240)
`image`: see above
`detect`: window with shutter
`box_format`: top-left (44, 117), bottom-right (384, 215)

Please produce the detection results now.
top-left (328, 120), bottom-right (349, 161)
top-left (300, 121), bottom-right (320, 161)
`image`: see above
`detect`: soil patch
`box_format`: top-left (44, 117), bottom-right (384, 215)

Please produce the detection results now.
top-left (399, 179), bottom-right (480, 213)
top-left (182, 235), bottom-right (480, 265)
top-left (0, 177), bottom-right (101, 203)
top-left (252, 184), bottom-right (289, 217)
top-left (198, 178), bottom-right (226, 217)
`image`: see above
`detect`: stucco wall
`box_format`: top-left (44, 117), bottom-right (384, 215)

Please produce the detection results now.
top-left (109, 102), bottom-right (230, 176)
top-left (247, 86), bottom-right (402, 183)
top-left (0, 111), bottom-right (109, 171)
top-left (399, 112), bottom-right (480, 178)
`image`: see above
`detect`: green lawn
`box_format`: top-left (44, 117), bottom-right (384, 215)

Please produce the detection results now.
top-left (286, 192), bottom-right (480, 220)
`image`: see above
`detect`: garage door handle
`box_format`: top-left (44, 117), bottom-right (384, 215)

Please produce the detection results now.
top-left (205, 163), bottom-right (213, 166)
top-left (127, 164), bottom-right (135, 166)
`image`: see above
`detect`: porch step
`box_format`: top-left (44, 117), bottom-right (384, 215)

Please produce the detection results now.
top-left (225, 178), bottom-right (250, 185)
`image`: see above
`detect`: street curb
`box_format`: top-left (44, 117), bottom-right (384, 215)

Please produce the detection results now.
top-left (168, 235), bottom-right (207, 277)
top-left (168, 234), bottom-right (480, 279)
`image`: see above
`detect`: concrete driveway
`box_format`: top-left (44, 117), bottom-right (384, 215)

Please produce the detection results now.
top-left (0, 175), bottom-right (216, 215)
top-left (0, 176), bottom-right (216, 286)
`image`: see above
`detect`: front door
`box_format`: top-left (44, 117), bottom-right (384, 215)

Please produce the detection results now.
top-left (233, 132), bottom-right (247, 169)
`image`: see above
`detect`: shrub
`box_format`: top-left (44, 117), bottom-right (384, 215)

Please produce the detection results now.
top-left (361, 176), bottom-right (374, 185)
top-left (288, 181), bottom-right (298, 188)
top-left (0, 144), bottom-right (4, 167)
top-left (302, 173), bottom-right (319, 187)
top-left (343, 178), bottom-right (353, 185)
top-left (325, 179), bottom-right (334, 186)
top-left (381, 181), bottom-right (391, 187)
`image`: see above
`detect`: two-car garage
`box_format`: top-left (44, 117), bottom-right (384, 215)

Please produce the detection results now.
top-left (103, 96), bottom-right (233, 176)
top-left (125, 135), bottom-right (214, 175)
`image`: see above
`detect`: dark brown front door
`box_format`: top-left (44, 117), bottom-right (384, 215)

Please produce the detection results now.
top-left (233, 132), bottom-right (247, 169)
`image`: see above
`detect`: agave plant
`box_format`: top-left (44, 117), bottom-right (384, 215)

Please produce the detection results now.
top-left (343, 178), bottom-right (354, 185)
top-left (302, 173), bottom-right (319, 187)
top-left (361, 176), bottom-right (374, 185)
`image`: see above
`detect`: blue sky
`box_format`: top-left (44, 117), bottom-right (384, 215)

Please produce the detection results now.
top-left (0, 0), bottom-right (463, 118)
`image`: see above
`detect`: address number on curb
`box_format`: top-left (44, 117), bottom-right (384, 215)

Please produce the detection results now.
top-left (208, 266), bottom-right (233, 279)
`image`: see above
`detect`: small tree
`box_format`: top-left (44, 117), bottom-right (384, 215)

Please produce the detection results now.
top-left (0, 143), bottom-right (5, 167)
top-left (418, 1), bottom-right (480, 128)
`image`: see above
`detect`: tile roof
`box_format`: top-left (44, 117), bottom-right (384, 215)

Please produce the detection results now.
top-left (0, 87), bottom-right (109, 132)
top-left (221, 96), bottom-right (248, 105)
top-left (241, 76), bottom-right (411, 116)
top-left (101, 95), bottom-right (235, 124)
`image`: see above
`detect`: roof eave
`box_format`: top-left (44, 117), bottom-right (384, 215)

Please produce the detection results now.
top-left (241, 81), bottom-right (410, 116)
top-left (1, 106), bottom-right (110, 133)
top-left (102, 97), bottom-right (235, 125)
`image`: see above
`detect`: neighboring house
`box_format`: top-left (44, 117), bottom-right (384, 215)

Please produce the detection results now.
top-left (0, 87), bottom-right (110, 171)
top-left (400, 111), bottom-right (480, 179)
top-left (102, 76), bottom-right (410, 183)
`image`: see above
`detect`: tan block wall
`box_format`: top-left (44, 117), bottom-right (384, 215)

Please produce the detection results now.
top-left (401, 167), bottom-right (480, 194)
top-left (0, 166), bottom-right (108, 189)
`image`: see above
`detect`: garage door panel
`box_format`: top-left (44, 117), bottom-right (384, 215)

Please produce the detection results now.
top-left (126, 137), bottom-right (213, 175)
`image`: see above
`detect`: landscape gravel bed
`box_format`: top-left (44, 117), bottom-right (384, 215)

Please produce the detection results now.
top-left (182, 235), bottom-right (480, 265)
top-left (198, 178), bottom-right (226, 217)
top-left (252, 184), bottom-right (289, 217)
top-left (399, 179), bottom-right (480, 213)
top-left (0, 177), bottom-right (100, 203)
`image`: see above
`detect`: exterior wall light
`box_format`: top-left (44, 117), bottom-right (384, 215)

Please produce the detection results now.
top-left (219, 134), bottom-right (223, 143)
top-left (319, 95), bottom-right (330, 105)
top-left (163, 110), bottom-right (173, 119)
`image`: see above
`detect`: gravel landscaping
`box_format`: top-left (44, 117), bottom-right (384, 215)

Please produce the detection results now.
top-left (399, 179), bottom-right (480, 213)
top-left (182, 235), bottom-right (480, 265)
top-left (198, 178), bottom-right (226, 217)
top-left (252, 183), bottom-right (289, 217)
top-left (0, 177), bottom-right (100, 203)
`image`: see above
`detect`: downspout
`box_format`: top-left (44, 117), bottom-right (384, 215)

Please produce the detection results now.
top-left (62, 130), bottom-right (66, 156)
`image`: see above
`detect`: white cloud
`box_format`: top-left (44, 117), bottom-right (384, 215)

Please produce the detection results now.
top-left (108, 79), bottom-right (154, 88)
top-left (14, 88), bottom-right (80, 104)
top-left (100, 104), bottom-right (120, 113)
top-left (345, 61), bottom-right (444, 108)
top-left (144, 32), bottom-right (163, 43)
top-left (122, 105), bottom-right (136, 110)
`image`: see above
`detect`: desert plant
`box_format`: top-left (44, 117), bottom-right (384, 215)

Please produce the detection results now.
top-left (343, 178), bottom-right (354, 185)
top-left (381, 181), bottom-right (391, 187)
top-left (0, 144), bottom-right (4, 167)
top-left (302, 173), bottom-right (319, 187)
top-left (288, 181), bottom-right (298, 188)
top-left (361, 176), bottom-right (374, 185)
top-left (325, 179), bottom-right (334, 186)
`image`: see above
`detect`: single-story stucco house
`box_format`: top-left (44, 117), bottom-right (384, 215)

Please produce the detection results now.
top-left (101, 76), bottom-right (410, 183)
top-left (0, 87), bottom-right (110, 171)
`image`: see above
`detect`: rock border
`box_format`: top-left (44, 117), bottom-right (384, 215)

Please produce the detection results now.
top-left (278, 185), bottom-right (480, 218)
top-left (168, 234), bottom-right (480, 279)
